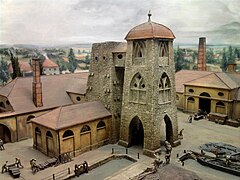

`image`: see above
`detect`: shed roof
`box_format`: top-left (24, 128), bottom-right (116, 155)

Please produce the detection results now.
top-left (31, 101), bottom-right (111, 130)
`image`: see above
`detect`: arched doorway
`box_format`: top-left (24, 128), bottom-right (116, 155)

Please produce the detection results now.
top-left (129, 116), bottom-right (144, 147)
top-left (46, 131), bottom-right (54, 157)
top-left (0, 124), bottom-right (11, 143)
top-left (160, 115), bottom-right (173, 144)
top-left (199, 92), bottom-right (211, 113)
top-left (35, 127), bottom-right (42, 150)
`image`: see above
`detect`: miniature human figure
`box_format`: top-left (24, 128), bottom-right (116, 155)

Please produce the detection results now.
top-left (225, 154), bottom-right (231, 166)
top-left (179, 129), bottom-right (184, 136)
top-left (201, 150), bottom-right (205, 156)
top-left (203, 111), bottom-right (208, 119)
top-left (153, 151), bottom-right (162, 168)
top-left (165, 152), bottom-right (171, 164)
top-left (30, 159), bottom-right (36, 170)
top-left (165, 141), bottom-right (172, 154)
top-left (188, 115), bottom-right (193, 123)
top-left (15, 157), bottom-right (24, 168)
top-left (0, 139), bottom-right (4, 150)
top-left (1, 161), bottom-right (8, 173)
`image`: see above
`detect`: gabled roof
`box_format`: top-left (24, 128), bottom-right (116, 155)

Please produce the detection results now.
top-left (0, 73), bottom-right (88, 116)
top-left (184, 73), bottom-right (234, 89)
top-left (175, 70), bottom-right (240, 100)
top-left (8, 61), bottom-right (32, 73)
top-left (42, 58), bottom-right (58, 68)
top-left (175, 70), bottom-right (212, 93)
top-left (31, 101), bottom-right (111, 130)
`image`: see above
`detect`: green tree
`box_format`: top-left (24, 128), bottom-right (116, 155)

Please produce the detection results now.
top-left (67, 48), bottom-right (78, 73)
top-left (174, 46), bottom-right (185, 72)
top-left (228, 46), bottom-right (235, 64)
top-left (0, 58), bottom-right (10, 84)
top-left (234, 48), bottom-right (240, 59)
top-left (9, 49), bottom-right (22, 79)
top-left (206, 48), bottom-right (214, 64)
top-left (85, 54), bottom-right (90, 64)
top-left (221, 48), bottom-right (228, 71)
top-left (56, 59), bottom-right (67, 73)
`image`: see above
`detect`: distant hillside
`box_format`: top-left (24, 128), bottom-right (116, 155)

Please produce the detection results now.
top-left (206, 21), bottom-right (240, 45)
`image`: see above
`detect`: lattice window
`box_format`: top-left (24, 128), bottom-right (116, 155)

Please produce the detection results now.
top-left (130, 73), bottom-right (146, 103)
top-left (159, 73), bottom-right (171, 104)
top-left (158, 41), bottom-right (169, 57)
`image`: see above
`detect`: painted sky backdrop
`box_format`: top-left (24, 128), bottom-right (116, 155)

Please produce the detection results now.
top-left (0, 0), bottom-right (240, 45)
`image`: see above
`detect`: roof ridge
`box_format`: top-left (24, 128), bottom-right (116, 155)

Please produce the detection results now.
top-left (215, 73), bottom-right (231, 89)
top-left (184, 72), bottom-right (214, 84)
top-left (56, 106), bottom-right (63, 130)
top-left (7, 78), bottom-right (18, 97)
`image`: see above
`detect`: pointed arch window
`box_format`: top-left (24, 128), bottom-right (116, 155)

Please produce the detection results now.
top-left (158, 41), bottom-right (169, 57)
top-left (159, 73), bottom-right (171, 104)
top-left (130, 73), bottom-right (146, 103)
top-left (133, 41), bottom-right (146, 65)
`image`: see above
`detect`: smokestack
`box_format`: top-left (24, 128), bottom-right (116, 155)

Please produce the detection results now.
top-left (227, 63), bottom-right (237, 73)
top-left (32, 58), bottom-right (43, 107)
top-left (197, 37), bottom-right (206, 71)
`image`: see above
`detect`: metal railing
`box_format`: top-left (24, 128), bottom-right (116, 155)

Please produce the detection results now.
top-left (41, 167), bottom-right (71, 180)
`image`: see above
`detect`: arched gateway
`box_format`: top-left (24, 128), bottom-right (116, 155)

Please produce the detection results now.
top-left (0, 124), bottom-right (11, 143)
top-left (129, 116), bottom-right (144, 146)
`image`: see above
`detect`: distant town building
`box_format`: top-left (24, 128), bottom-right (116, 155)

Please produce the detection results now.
top-left (42, 57), bottom-right (60, 75)
top-left (8, 61), bottom-right (33, 77)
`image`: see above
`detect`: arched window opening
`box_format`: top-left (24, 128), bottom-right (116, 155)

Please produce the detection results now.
top-left (200, 92), bottom-right (211, 97)
top-left (27, 115), bottom-right (35, 124)
top-left (159, 73), bottom-right (171, 104)
top-left (97, 121), bottom-right (106, 129)
top-left (218, 92), bottom-right (224, 96)
top-left (63, 130), bottom-right (74, 138)
top-left (46, 131), bottom-right (53, 138)
top-left (0, 102), bottom-right (5, 108)
top-left (81, 125), bottom-right (91, 133)
top-left (133, 41), bottom-right (146, 58)
top-left (130, 73), bottom-right (146, 103)
top-left (216, 101), bottom-right (225, 107)
top-left (159, 41), bottom-right (169, 57)
top-left (187, 97), bottom-right (195, 102)
top-left (189, 89), bottom-right (194, 93)
top-left (35, 127), bottom-right (41, 134)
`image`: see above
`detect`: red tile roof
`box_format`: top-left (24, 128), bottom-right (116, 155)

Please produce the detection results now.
top-left (42, 58), bottom-right (58, 68)
top-left (0, 73), bottom-right (88, 117)
top-left (31, 101), bottom-right (111, 130)
top-left (8, 61), bottom-right (32, 73)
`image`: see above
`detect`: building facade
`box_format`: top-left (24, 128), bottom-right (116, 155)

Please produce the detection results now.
top-left (87, 14), bottom-right (180, 156)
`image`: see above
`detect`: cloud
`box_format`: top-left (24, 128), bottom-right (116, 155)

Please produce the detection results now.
top-left (0, 0), bottom-right (239, 45)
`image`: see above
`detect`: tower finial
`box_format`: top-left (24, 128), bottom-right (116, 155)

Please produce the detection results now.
top-left (148, 10), bottom-right (152, 22)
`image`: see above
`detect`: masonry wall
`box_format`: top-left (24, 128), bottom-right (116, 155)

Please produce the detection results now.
top-left (184, 85), bottom-right (232, 116)
top-left (119, 39), bottom-right (179, 156)
top-left (86, 42), bottom-right (125, 143)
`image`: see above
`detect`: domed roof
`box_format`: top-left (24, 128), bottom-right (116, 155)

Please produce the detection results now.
top-left (125, 13), bottom-right (175, 40)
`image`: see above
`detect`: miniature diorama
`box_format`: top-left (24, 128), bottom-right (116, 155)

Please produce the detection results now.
top-left (0, 1), bottom-right (240, 180)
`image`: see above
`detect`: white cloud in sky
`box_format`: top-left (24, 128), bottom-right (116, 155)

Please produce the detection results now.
top-left (0, 0), bottom-right (239, 45)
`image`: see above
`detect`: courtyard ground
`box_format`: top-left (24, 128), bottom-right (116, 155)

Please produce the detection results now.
top-left (0, 111), bottom-right (239, 180)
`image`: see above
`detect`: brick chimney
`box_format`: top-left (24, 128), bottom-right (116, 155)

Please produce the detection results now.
top-left (32, 58), bottom-right (43, 107)
top-left (197, 37), bottom-right (207, 71)
top-left (227, 63), bottom-right (237, 73)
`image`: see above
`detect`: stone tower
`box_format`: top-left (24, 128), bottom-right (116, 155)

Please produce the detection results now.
top-left (118, 13), bottom-right (179, 156)
top-left (197, 37), bottom-right (207, 71)
top-left (32, 58), bottom-right (43, 107)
